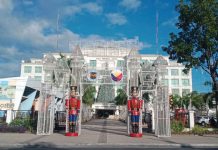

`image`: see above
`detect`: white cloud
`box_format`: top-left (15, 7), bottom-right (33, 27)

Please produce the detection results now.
top-left (0, 1), bottom-right (81, 77)
top-left (119, 0), bottom-right (141, 10)
top-left (63, 2), bottom-right (102, 16)
top-left (63, 5), bottom-right (82, 16)
top-left (0, 0), bottom-right (13, 12)
top-left (161, 17), bottom-right (178, 27)
top-left (0, 46), bottom-right (21, 57)
top-left (82, 2), bottom-right (102, 14)
top-left (0, 0), bottom-right (144, 78)
top-left (106, 13), bottom-right (127, 25)
top-left (143, 42), bottom-right (152, 48)
top-left (0, 46), bottom-right (25, 77)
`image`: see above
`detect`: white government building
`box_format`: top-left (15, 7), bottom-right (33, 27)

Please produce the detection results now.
top-left (20, 50), bottom-right (192, 97)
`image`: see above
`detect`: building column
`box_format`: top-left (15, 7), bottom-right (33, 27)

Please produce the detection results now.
top-left (6, 110), bottom-right (12, 124)
top-left (189, 110), bottom-right (195, 129)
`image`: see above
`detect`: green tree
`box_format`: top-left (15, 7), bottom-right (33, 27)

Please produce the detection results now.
top-left (82, 86), bottom-right (96, 106)
top-left (114, 89), bottom-right (127, 105)
top-left (162, 0), bottom-right (218, 120)
top-left (96, 85), bottom-right (115, 103)
top-left (171, 94), bottom-right (182, 109)
top-left (180, 94), bottom-right (190, 109)
top-left (189, 91), bottom-right (205, 110)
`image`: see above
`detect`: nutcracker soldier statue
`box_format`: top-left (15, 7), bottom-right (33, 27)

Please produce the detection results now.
top-left (65, 86), bottom-right (80, 136)
top-left (127, 86), bottom-right (143, 137)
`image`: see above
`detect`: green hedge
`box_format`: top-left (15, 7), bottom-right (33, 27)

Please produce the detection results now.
top-left (9, 118), bottom-right (33, 132)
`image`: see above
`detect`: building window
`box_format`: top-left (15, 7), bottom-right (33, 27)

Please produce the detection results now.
top-left (171, 69), bottom-right (179, 76)
top-left (162, 79), bottom-right (168, 86)
top-left (35, 66), bottom-right (42, 73)
top-left (34, 76), bottom-right (42, 81)
top-left (90, 60), bottom-right (96, 67)
top-left (182, 89), bottom-right (190, 96)
top-left (162, 69), bottom-right (168, 76)
top-left (24, 66), bottom-right (32, 73)
top-left (150, 60), bottom-right (154, 64)
top-left (117, 60), bottom-right (124, 67)
top-left (171, 79), bottom-right (179, 86)
top-left (182, 79), bottom-right (190, 86)
top-left (141, 59), bottom-right (145, 64)
top-left (172, 89), bottom-right (180, 95)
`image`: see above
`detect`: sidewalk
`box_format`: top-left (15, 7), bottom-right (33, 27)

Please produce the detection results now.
top-left (0, 132), bottom-right (218, 149)
top-left (1, 119), bottom-right (218, 149)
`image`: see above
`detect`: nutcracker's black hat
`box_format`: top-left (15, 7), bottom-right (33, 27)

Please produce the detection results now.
top-left (131, 86), bottom-right (138, 92)
top-left (70, 86), bottom-right (77, 91)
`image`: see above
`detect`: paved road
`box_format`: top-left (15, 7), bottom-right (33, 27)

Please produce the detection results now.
top-left (0, 119), bottom-right (218, 149)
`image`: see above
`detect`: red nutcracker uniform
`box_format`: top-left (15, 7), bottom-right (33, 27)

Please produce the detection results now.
top-left (127, 86), bottom-right (143, 137)
top-left (65, 86), bottom-right (80, 136)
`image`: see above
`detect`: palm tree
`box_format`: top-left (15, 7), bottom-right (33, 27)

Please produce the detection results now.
top-left (171, 94), bottom-right (182, 109)
top-left (180, 94), bottom-right (190, 109)
top-left (189, 91), bottom-right (205, 111)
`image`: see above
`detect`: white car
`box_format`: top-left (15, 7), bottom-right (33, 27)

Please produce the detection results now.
top-left (195, 116), bottom-right (210, 126)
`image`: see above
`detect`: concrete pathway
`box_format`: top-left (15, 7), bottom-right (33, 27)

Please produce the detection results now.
top-left (0, 119), bottom-right (218, 149)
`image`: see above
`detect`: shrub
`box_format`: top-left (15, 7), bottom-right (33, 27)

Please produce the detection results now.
top-left (192, 125), bottom-right (205, 136)
top-left (0, 124), bottom-right (27, 133)
top-left (171, 120), bottom-right (184, 134)
top-left (0, 118), bottom-right (35, 133)
top-left (9, 118), bottom-right (33, 131)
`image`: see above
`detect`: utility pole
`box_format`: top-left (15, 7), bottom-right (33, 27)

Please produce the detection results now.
top-left (56, 10), bottom-right (60, 50)
top-left (156, 11), bottom-right (159, 55)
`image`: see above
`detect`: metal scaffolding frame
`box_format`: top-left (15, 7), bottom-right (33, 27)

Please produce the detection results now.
top-left (36, 83), bottom-right (55, 135)
top-left (140, 55), bottom-right (171, 137)
top-left (153, 56), bottom-right (171, 137)
top-left (69, 38), bottom-right (140, 57)
top-left (126, 47), bottom-right (143, 135)
top-left (37, 53), bottom-right (70, 135)
top-left (36, 40), bottom-right (171, 137)
top-left (140, 60), bottom-right (157, 132)
top-left (37, 53), bottom-right (57, 135)
top-left (64, 45), bottom-right (85, 135)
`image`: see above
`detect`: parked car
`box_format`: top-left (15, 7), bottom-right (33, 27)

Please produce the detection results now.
top-left (195, 116), bottom-right (210, 126)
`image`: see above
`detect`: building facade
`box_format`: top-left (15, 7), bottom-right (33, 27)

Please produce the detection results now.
top-left (0, 77), bottom-right (40, 123)
top-left (20, 53), bottom-right (192, 97)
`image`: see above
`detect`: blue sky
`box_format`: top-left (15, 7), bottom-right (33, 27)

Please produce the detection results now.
top-left (0, 0), bottom-right (212, 93)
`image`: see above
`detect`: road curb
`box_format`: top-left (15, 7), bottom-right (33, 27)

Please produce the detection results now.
top-left (0, 143), bottom-right (218, 148)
